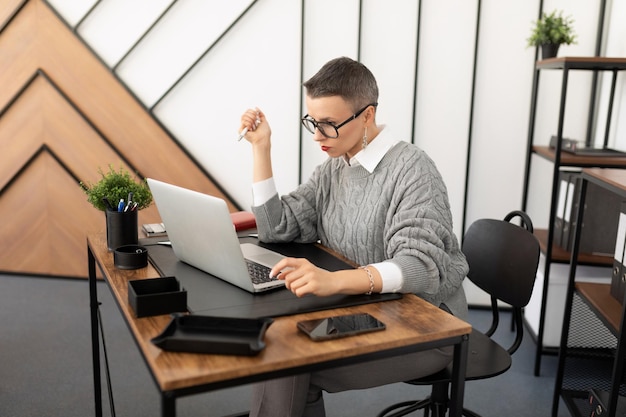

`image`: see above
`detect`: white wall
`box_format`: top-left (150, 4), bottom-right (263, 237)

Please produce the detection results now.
top-left (414, 0), bottom-right (476, 236)
top-left (47, 0), bottom-right (626, 242)
top-left (597, 0), bottom-right (626, 151)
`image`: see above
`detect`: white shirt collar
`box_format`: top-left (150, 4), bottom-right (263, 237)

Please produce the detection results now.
top-left (346, 125), bottom-right (397, 173)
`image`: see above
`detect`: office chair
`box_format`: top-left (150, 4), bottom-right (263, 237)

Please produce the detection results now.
top-left (377, 210), bottom-right (540, 417)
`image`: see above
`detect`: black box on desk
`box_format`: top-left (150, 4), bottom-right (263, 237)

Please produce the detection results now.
top-left (128, 277), bottom-right (187, 318)
top-left (588, 388), bottom-right (626, 416)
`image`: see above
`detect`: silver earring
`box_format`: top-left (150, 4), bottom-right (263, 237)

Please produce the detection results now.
top-left (362, 127), bottom-right (368, 150)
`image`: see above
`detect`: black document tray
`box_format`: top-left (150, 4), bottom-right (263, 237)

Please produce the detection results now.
top-left (152, 314), bottom-right (274, 355)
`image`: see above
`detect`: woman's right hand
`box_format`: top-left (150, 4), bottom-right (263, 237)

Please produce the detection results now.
top-left (241, 108), bottom-right (274, 182)
top-left (240, 107), bottom-right (271, 147)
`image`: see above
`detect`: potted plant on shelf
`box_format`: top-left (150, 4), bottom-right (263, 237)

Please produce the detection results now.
top-left (80, 165), bottom-right (152, 251)
top-left (527, 10), bottom-right (577, 59)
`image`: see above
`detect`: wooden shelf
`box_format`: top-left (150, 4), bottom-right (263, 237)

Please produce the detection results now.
top-left (533, 146), bottom-right (626, 168)
top-left (537, 56), bottom-right (626, 71)
top-left (534, 229), bottom-right (613, 266)
top-left (576, 282), bottom-right (622, 334)
top-left (585, 168), bottom-right (626, 195)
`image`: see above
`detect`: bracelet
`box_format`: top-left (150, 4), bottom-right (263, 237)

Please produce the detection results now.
top-left (361, 266), bottom-right (375, 295)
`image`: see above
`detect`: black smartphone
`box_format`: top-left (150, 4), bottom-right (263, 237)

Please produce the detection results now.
top-left (297, 313), bottom-right (386, 341)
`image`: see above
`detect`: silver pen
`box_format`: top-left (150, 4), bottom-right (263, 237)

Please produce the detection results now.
top-left (237, 114), bottom-right (261, 141)
top-left (237, 127), bottom-right (249, 141)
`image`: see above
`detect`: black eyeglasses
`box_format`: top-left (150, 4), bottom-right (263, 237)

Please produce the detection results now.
top-left (301, 103), bottom-right (378, 139)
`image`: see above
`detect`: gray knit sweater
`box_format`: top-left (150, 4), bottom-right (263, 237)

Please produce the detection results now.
top-left (252, 141), bottom-right (469, 319)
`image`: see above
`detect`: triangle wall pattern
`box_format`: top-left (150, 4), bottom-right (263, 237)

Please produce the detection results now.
top-left (0, 0), bottom-right (237, 277)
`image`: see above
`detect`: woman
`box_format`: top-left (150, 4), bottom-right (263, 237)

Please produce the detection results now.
top-left (239, 56), bottom-right (468, 417)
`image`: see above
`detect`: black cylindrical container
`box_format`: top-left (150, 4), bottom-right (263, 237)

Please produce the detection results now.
top-left (105, 209), bottom-right (138, 251)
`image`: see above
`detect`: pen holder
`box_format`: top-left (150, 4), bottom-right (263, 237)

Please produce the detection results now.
top-left (105, 209), bottom-right (138, 251)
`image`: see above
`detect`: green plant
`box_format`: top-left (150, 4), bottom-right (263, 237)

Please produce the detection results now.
top-left (527, 10), bottom-right (577, 47)
top-left (80, 165), bottom-right (152, 212)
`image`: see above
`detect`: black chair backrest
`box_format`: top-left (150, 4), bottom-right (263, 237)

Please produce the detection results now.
top-left (462, 211), bottom-right (540, 353)
top-left (462, 211), bottom-right (540, 308)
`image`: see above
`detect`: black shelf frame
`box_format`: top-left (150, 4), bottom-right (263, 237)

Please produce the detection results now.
top-left (521, 57), bottom-right (626, 377)
top-left (552, 170), bottom-right (626, 417)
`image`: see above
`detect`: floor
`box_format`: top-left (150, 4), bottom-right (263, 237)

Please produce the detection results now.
top-left (0, 274), bottom-right (570, 416)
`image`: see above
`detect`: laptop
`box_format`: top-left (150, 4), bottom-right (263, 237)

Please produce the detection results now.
top-left (147, 178), bottom-right (286, 293)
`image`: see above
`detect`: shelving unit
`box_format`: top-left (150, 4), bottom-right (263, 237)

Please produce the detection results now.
top-left (522, 57), bottom-right (626, 376)
top-left (552, 168), bottom-right (626, 417)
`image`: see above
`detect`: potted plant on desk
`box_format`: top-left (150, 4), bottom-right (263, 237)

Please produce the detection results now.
top-left (80, 165), bottom-right (152, 251)
top-left (527, 10), bottom-right (577, 59)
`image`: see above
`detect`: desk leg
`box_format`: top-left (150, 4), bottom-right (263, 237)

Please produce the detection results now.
top-left (448, 334), bottom-right (469, 417)
top-left (88, 246), bottom-right (103, 417)
top-left (162, 392), bottom-right (176, 417)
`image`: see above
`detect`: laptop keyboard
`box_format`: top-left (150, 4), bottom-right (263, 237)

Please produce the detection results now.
top-left (246, 260), bottom-right (278, 285)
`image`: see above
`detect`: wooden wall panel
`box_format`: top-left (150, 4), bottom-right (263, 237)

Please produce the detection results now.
top-left (0, 0), bottom-right (25, 27)
top-left (0, 0), bottom-right (238, 278)
top-left (0, 151), bottom-right (100, 275)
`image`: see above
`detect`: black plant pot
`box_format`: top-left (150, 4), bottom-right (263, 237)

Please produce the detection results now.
top-left (105, 209), bottom-right (139, 251)
top-left (541, 43), bottom-right (560, 60)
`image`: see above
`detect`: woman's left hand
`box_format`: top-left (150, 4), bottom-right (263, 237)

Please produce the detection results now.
top-left (271, 257), bottom-right (339, 297)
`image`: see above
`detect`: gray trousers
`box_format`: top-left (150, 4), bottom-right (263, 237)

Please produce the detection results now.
top-left (249, 346), bottom-right (453, 417)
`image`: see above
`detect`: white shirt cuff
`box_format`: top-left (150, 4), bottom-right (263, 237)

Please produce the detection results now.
top-left (372, 261), bottom-right (403, 293)
top-left (252, 177), bottom-right (277, 207)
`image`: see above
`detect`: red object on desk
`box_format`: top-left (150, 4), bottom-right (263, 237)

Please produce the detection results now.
top-left (230, 211), bottom-right (256, 231)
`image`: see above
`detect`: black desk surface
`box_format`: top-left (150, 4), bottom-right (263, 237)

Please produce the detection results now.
top-left (145, 237), bottom-right (401, 319)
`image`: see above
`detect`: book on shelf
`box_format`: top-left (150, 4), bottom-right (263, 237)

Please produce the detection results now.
top-left (579, 181), bottom-right (622, 256)
top-left (552, 172), bottom-right (621, 256)
top-left (610, 204), bottom-right (626, 303)
top-left (588, 388), bottom-right (626, 416)
top-left (554, 172), bottom-right (578, 250)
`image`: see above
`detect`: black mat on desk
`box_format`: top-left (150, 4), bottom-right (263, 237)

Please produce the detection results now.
top-left (144, 238), bottom-right (402, 319)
